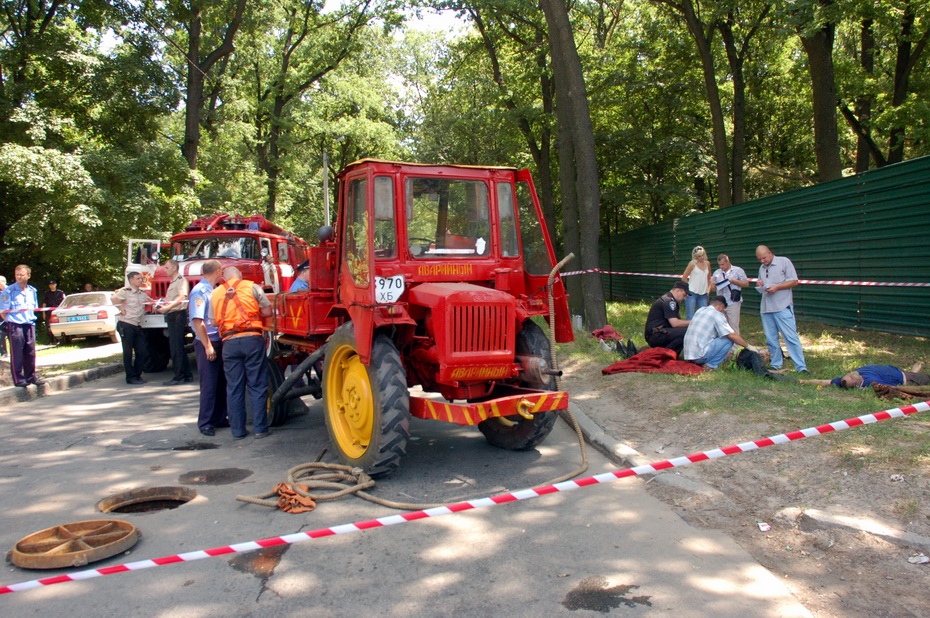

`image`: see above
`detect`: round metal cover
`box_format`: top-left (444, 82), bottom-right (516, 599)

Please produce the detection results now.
top-left (11, 519), bottom-right (139, 569)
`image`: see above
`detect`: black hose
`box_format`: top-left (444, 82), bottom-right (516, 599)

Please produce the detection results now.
top-left (271, 344), bottom-right (327, 407)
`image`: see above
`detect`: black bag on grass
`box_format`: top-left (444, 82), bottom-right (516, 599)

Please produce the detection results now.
top-left (735, 349), bottom-right (796, 382)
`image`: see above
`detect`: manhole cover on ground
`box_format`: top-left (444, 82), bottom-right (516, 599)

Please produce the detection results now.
top-left (97, 487), bottom-right (197, 514)
top-left (11, 519), bottom-right (139, 569)
top-left (178, 468), bottom-right (253, 485)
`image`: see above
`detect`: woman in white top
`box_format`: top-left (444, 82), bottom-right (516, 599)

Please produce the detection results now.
top-left (681, 245), bottom-right (713, 320)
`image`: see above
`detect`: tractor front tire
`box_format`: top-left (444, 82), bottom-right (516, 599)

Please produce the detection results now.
top-left (322, 322), bottom-right (410, 477)
top-left (478, 320), bottom-right (557, 451)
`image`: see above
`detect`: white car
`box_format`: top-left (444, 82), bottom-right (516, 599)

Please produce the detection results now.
top-left (49, 292), bottom-right (120, 344)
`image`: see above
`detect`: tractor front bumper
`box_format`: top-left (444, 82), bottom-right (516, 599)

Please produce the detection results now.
top-left (409, 387), bottom-right (568, 426)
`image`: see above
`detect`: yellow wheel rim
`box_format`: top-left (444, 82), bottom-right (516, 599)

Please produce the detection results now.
top-left (325, 343), bottom-right (374, 459)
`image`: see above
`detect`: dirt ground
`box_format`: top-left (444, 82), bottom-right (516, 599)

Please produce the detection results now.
top-left (562, 358), bottom-right (930, 617)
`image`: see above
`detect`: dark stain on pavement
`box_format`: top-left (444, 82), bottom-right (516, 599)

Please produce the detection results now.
top-left (178, 468), bottom-right (253, 485)
top-left (562, 576), bottom-right (652, 612)
top-left (172, 442), bottom-right (219, 451)
top-left (228, 545), bottom-right (290, 583)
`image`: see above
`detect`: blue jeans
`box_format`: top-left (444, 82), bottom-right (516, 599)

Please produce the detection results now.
top-left (761, 306), bottom-right (806, 371)
top-left (685, 293), bottom-right (708, 320)
top-left (690, 336), bottom-right (734, 369)
top-left (223, 335), bottom-right (269, 437)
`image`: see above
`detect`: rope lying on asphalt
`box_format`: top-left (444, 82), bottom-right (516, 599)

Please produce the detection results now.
top-left (236, 407), bottom-right (590, 513)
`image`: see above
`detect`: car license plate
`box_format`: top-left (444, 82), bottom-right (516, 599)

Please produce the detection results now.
top-left (67, 315), bottom-right (90, 322)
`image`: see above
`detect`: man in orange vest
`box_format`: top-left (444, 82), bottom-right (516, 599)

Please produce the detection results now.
top-left (211, 266), bottom-right (273, 439)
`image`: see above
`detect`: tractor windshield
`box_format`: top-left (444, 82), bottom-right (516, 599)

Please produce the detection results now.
top-left (173, 236), bottom-right (261, 261)
top-left (406, 177), bottom-right (490, 258)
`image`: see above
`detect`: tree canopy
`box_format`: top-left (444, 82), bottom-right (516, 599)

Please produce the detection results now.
top-left (1, 0), bottom-right (927, 316)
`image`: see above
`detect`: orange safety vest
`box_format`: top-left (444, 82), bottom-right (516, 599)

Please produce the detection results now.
top-left (212, 279), bottom-right (263, 341)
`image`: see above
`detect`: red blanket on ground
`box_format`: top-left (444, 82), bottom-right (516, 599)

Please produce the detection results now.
top-left (602, 347), bottom-right (705, 376)
top-left (591, 325), bottom-right (623, 341)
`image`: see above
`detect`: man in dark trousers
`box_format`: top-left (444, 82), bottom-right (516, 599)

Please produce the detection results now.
top-left (644, 281), bottom-right (691, 355)
top-left (0, 265), bottom-right (44, 386)
top-left (189, 260), bottom-right (228, 436)
top-left (158, 258), bottom-right (193, 385)
top-left (42, 279), bottom-right (66, 344)
top-left (113, 271), bottom-right (150, 384)
top-left (211, 266), bottom-right (273, 440)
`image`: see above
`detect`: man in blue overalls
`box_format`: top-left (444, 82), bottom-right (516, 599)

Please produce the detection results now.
top-left (0, 264), bottom-right (44, 387)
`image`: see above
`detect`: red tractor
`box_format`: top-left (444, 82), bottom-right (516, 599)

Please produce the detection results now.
top-left (268, 160), bottom-right (574, 476)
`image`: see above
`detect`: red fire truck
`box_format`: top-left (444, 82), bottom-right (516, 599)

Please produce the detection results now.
top-left (267, 160), bottom-right (573, 477)
top-left (125, 214), bottom-right (311, 371)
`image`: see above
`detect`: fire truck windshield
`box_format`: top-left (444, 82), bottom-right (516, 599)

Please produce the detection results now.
top-left (173, 237), bottom-right (261, 261)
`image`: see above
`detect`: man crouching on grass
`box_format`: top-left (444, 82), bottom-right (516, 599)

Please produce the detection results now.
top-left (683, 296), bottom-right (759, 369)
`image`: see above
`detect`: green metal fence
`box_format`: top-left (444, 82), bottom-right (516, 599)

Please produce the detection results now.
top-left (600, 155), bottom-right (930, 337)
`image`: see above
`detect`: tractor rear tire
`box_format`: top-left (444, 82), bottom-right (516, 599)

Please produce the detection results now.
top-left (144, 330), bottom-right (170, 373)
top-left (478, 320), bottom-right (557, 451)
top-left (322, 322), bottom-right (410, 477)
top-left (266, 358), bottom-right (307, 427)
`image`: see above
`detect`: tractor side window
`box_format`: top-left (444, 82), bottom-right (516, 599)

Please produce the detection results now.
top-left (405, 177), bottom-right (489, 258)
top-left (344, 177), bottom-right (370, 287)
top-left (516, 181), bottom-right (551, 276)
top-left (496, 183), bottom-right (520, 258)
top-left (374, 176), bottom-right (396, 259)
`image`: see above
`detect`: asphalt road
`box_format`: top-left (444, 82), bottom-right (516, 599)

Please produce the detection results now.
top-left (0, 372), bottom-right (810, 616)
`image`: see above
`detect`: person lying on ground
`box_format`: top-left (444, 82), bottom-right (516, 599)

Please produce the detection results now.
top-left (799, 363), bottom-right (928, 388)
top-left (682, 295), bottom-right (759, 369)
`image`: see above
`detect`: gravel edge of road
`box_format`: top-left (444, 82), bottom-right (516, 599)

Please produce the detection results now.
top-left (564, 402), bottom-right (930, 553)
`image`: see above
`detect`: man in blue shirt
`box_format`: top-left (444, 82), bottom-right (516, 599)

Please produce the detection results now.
top-left (801, 364), bottom-right (930, 389)
top-left (755, 245), bottom-right (807, 373)
top-left (288, 260), bottom-right (310, 292)
top-left (188, 259), bottom-right (228, 436)
top-left (683, 296), bottom-right (758, 369)
top-left (0, 264), bottom-right (44, 387)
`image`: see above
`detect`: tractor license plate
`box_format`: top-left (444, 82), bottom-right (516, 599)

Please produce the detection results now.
top-left (67, 315), bottom-right (90, 322)
top-left (375, 275), bottom-right (404, 304)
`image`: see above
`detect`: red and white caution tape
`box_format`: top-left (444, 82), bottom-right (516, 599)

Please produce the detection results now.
top-left (3, 299), bottom-right (188, 315)
top-left (1, 399), bottom-right (927, 596)
top-left (562, 268), bottom-right (930, 288)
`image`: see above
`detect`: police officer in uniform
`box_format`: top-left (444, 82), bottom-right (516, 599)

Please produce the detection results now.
top-left (211, 266), bottom-right (273, 440)
top-left (189, 260), bottom-right (228, 436)
top-left (0, 265), bottom-right (44, 386)
top-left (288, 260), bottom-right (310, 292)
top-left (42, 279), bottom-right (66, 344)
top-left (644, 281), bottom-right (691, 355)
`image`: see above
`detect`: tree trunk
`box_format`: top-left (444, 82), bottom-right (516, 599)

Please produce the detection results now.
top-left (855, 19), bottom-right (874, 172)
top-left (540, 0), bottom-right (606, 329)
top-left (800, 23), bottom-right (844, 182)
top-left (181, 8), bottom-right (203, 172)
top-left (180, 0), bottom-right (247, 178)
top-left (887, 4), bottom-right (929, 165)
top-left (553, 86), bottom-right (583, 318)
top-left (718, 17), bottom-right (746, 205)
top-left (679, 0), bottom-right (732, 208)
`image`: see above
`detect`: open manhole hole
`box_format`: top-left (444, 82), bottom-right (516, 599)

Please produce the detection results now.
top-left (97, 487), bottom-right (197, 514)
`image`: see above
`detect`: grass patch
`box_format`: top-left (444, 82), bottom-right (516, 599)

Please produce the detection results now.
top-left (560, 300), bottom-right (930, 471)
top-left (41, 355), bottom-right (122, 377)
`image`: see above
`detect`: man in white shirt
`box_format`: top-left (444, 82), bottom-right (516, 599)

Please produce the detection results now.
top-left (711, 254), bottom-right (749, 333)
